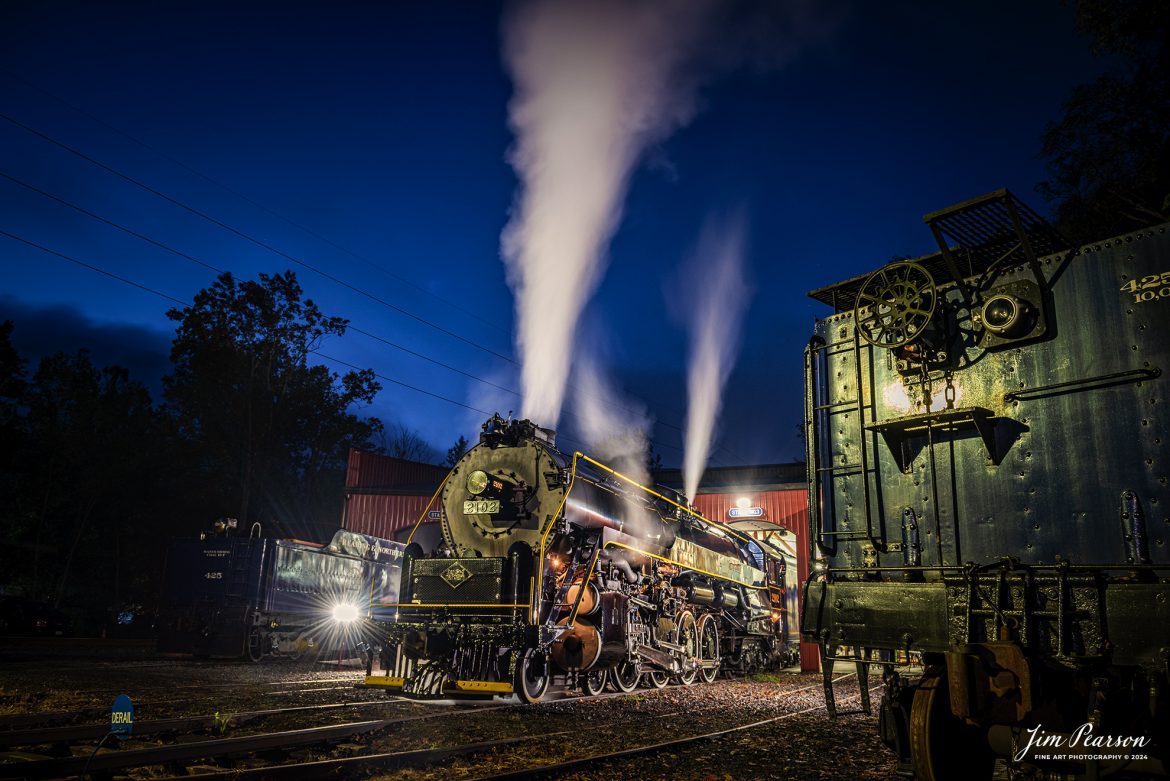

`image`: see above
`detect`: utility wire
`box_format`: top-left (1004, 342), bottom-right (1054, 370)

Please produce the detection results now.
top-left (0, 230), bottom-right (188, 306)
top-left (0, 228), bottom-right (675, 460)
top-left (0, 112), bottom-right (517, 365)
top-left (1, 69), bottom-right (513, 336)
top-left (0, 229), bottom-right (495, 417)
top-left (0, 169), bottom-right (706, 459)
top-left (0, 113), bottom-right (745, 464)
top-left (1, 169), bottom-right (525, 395)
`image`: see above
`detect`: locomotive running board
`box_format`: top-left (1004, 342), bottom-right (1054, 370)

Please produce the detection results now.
top-left (362, 675), bottom-right (405, 689)
top-left (360, 676), bottom-right (512, 695)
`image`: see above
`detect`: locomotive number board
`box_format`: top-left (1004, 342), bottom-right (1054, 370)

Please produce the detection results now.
top-left (463, 500), bottom-right (500, 514)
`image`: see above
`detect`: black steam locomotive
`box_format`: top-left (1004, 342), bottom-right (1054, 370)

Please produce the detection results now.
top-left (157, 522), bottom-right (403, 661)
top-left (801, 190), bottom-right (1169, 779)
top-left (365, 415), bottom-right (790, 701)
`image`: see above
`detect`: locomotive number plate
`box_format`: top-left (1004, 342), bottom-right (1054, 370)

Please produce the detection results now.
top-left (1120, 270), bottom-right (1170, 304)
top-left (463, 499), bottom-right (500, 514)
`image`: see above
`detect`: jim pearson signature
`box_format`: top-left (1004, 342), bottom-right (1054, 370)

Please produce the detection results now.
top-left (1017, 723), bottom-right (1151, 762)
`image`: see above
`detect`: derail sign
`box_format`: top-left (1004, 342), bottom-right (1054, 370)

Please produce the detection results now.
top-left (110, 694), bottom-right (134, 739)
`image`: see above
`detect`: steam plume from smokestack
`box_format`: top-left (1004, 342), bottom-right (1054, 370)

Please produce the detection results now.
top-left (680, 214), bottom-right (751, 502)
top-left (571, 350), bottom-right (653, 489)
top-left (500, 0), bottom-right (714, 428)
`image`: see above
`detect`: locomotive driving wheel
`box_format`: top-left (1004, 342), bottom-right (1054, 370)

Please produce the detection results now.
top-left (676, 611), bottom-right (699, 685)
top-left (609, 660), bottom-right (641, 693)
top-left (697, 613), bottom-right (719, 684)
top-left (909, 668), bottom-right (993, 781)
top-left (581, 668), bottom-right (607, 696)
top-left (853, 261), bottom-right (937, 348)
top-left (643, 670), bottom-right (669, 689)
top-left (515, 648), bottom-right (550, 703)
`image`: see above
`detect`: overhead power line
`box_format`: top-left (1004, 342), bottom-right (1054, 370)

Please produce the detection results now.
top-left (0, 229), bottom-right (496, 417)
top-left (0, 111), bottom-right (746, 464)
top-left (1, 69), bottom-right (513, 337)
top-left (0, 230), bottom-right (188, 306)
top-left (1, 169), bottom-right (523, 396)
top-left (0, 112), bottom-right (517, 365)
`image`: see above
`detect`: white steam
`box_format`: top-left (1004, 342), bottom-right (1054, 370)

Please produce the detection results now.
top-left (500, 0), bottom-right (715, 428)
top-left (680, 214), bottom-right (751, 502)
top-left (570, 350), bottom-right (653, 489)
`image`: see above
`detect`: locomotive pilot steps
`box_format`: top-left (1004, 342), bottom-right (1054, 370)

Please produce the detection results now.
top-left (363, 415), bottom-right (793, 701)
top-left (801, 190), bottom-right (1169, 779)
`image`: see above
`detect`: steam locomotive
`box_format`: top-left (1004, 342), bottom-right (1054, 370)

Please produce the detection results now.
top-left (801, 190), bottom-right (1169, 779)
top-left (158, 522), bottom-right (403, 661)
top-left (364, 414), bottom-right (794, 701)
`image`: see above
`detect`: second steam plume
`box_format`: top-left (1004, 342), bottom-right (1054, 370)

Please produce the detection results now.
top-left (679, 215), bottom-right (751, 503)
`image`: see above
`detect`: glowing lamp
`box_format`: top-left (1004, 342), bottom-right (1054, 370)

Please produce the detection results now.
top-left (331, 603), bottom-right (360, 623)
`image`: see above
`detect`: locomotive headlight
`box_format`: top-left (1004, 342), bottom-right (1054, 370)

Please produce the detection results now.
top-left (331, 603), bottom-right (360, 623)
top-left (980, 293), bottom-right (1029, 337)
top-left (467, 470), bottom-right (489, 495)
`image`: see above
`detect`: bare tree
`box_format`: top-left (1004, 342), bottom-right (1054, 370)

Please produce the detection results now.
top-left (383, 422), bottom-right (439, 463)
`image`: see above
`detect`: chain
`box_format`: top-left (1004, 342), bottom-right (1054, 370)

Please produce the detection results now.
top-left (919, 362), bottom-right (933, 412)
top-left (944, 373), bottom-right (956, 409)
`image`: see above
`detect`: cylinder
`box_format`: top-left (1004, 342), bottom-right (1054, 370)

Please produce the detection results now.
top-left (561, 580), bottom-right (600, 617)
top-left (550, 617), bottom-right (601, 671)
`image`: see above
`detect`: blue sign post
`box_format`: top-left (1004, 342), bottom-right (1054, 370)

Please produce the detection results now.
top-left (110, 695), bottom-right (134, 739)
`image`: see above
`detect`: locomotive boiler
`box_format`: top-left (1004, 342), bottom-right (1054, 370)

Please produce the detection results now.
top-left (801, 190), bottom-right (1169, 779)
top-left (365, 414), bottom-right (777, 701)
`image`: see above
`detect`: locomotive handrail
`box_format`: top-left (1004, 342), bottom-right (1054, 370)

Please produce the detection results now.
top-left (576, 453), bottom-right (761, 549)
top-left (805, 336), bottom-right (824, 560)
top-left (534, 450), bottom-right (762, 624)
top-left (599, 540), bottom-right (766, 591)
top-left (1003, 366), bottom-right (1161, 402)
top-left (405, 473), bottom-right (453, 546)
top-left (533, 451), bottom-right (582, 622)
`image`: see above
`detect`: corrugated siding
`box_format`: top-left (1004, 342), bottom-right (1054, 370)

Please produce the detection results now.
top-left (691, 490), bottom-right (806, 534)
top-left (342, 494), bottom-right (436, 540)
top-left (693, 488), bottom-right (818, 671)
top-left (345, 448), bottom-right (448, 489)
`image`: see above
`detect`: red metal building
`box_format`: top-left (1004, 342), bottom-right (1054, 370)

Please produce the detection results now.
top-left (341, 449), bottom-right (446, 541)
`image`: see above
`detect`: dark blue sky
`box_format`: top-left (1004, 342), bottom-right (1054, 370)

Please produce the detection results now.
top-left (1, 0), bottom-right (1106, 468)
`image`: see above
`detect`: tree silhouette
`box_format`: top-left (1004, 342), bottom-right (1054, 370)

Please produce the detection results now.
top-left (164, 271), bottom-right (381, 535)
top-left (445, 434), bottom-right (470, 467)
top-left (1039, 0), bottom-right (1169, 241)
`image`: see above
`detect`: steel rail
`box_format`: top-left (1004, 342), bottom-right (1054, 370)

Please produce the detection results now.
top-left (149, 734), bottom-right (569, 781)
top-left (469, 677), bottom-right (877, 780)
top-left (0, 680), bottom-right (377, 732)
top-left (0, 720), bottom-right (389, 779)
top-left (0, 698), bottom-right (413, 748)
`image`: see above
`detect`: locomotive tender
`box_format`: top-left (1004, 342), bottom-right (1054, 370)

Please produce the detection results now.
top-left (801, 190), bottom-right (1169, 779)
top-left (158, 523), bottom-right (403, 661)
top-left (365, 414), bottom-right (792, 700)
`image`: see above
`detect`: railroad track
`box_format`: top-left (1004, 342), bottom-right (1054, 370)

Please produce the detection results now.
top-left (0, 672), bottom-right (869, 780)
top-left (0, 677), bottom-right (387, 731)
top-left (0, 699), bottom-right (519, 780)
top-left (468, 675), bottom-right (880, 780)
